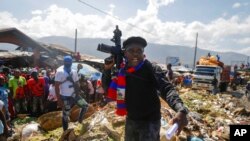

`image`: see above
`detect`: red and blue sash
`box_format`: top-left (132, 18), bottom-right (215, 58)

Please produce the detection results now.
top-left (107, 61), bottom-right (145, 116)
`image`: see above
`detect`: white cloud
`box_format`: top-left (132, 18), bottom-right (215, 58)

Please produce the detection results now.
top-left (232, 2), bottom-right (241, 8)
top-left (0, 5), bottom-right (119, 38)
top-left (31, 10), bottom-right (42, 15)
top-left (0, 12), bottom-right (19, 28)
top-left (107, 4), bottom-right (116, 16)
top-left (146, 0), bottom-right (175, 17)
top-left (236, 38), bottom-right (250, 45)
top-left (160, 0), bottom-right (175, 5)
top-left (109, 4), bottom-right (115, 9)
top-left (0, 3), bottom-right (250, 56)
top-left (238, 47), bottom-right (250, 55)
top-left (232, 2), bottom-right (249, 9)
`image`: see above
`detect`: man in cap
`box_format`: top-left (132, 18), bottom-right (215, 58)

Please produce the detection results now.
top-left (102, 36), bottom-right (188, 141)
top-left (55, 56), bottom-right (88, 131)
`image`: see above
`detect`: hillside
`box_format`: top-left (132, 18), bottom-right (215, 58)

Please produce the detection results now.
top-left (39, 36), bottom-right (248, 66)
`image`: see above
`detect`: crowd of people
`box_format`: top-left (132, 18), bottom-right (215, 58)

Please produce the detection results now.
top-left (0, 67), bottom-right (55, 139)
top-left (0, 67), bottom-right (52, 119)
top-left (0, 61), bottom-right (104, 139)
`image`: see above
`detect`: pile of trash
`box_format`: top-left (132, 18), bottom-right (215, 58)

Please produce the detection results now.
top-left (178, 88), bottom-right (250, 141)
top-left (198, 56), bottom-right (224, 67)
top-left (7, 88), bottom-right (250, 141)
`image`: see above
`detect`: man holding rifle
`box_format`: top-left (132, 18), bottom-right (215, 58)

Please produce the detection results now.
top-left (102, 36), bottom-right (189, 141)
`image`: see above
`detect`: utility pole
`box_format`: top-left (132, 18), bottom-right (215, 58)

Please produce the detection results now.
top-left (193, 33), bottom-right (198, 70)
top-left (74, 29), bottom-right (77, 53)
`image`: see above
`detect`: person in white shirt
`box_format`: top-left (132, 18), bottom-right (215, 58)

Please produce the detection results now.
top-left (46, 78), bottom-right (58, 112)
top-left (55, 56), bottom-right (88, 131)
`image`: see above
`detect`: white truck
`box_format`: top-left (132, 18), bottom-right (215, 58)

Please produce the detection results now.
top-left (192, 65), bottom-right (230, 92)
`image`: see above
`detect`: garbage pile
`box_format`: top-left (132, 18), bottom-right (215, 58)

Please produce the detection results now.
top-left (7, 88), bottom-right (250, 141)
top-left (178, 88), bottom-right (250, 141)
top-left (198, 56), bottom-right (224, 68)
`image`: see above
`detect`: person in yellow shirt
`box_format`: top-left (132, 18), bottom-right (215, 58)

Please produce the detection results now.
top-left (8, 69), bottom-right (27, 115)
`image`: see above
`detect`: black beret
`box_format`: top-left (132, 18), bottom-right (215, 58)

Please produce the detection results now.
top-left (122, 36), bottom-right (147, 49)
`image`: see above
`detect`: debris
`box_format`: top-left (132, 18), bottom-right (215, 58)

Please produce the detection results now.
top-left (8, 87), bottom-right (250, 141)
top-left (21, 122), bottom-right (39, 141)
top-left (70, 104), bottom-right (95, 122)
top-left (59, 129), bottom-right (77, 141)
top-left (37, 111), bottom-right (62, 131)
top-left (232, 107), bottom-right (250, 116)
top-left (101, 124), bottom-right (122, 141)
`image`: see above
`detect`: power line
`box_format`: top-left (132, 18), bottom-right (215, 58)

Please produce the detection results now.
top-left (78, 0), bottom-right (119, 20)
top-left (77, 0), bottom-right (192, 47)
top-left (78, 0), bottom-right (154, 36)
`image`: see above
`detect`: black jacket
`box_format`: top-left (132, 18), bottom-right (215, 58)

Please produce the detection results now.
top-left (102, 60), bottom-right (188, 121)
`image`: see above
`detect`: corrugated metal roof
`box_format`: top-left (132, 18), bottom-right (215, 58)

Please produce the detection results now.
top-left (0, 51), bottom-right (33, 59)
top-left (41, 43), bottom-right (73, 54)
top-left (0, 27), bottom-right (51, 52)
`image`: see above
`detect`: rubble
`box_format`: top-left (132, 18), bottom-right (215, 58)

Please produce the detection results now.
top-left (21, 122), bottom-right (40, 141)
top-left (37, 111), bottom-right (62, 131)
top-left (70, 104), bottom-right (96, 122)
top-left (7, 88), bottom-right (250, 141)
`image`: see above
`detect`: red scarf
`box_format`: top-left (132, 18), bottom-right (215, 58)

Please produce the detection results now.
top-left (107, 61), bottom-right (145, 116)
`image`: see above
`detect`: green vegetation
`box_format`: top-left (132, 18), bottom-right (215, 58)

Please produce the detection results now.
top-left (12, 117), bottom-right (37, 125)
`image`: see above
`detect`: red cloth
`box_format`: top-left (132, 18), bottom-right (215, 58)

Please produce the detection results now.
top-left (27, 77), bottom-right (45, 97)
top-left (75, 52), bottom-right (81, 61)
top-left (8, 97), bottom-right (15, 118)
top-left (15, 87), bottom-right (25, 99)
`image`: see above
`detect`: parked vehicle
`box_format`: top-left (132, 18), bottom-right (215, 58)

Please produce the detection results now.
top-left (192, 65), bottom-right (230, 92)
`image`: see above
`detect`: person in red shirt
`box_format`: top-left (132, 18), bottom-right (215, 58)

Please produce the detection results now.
top-left (27, 71), bottom-right (45, 117)
top-left (75, 52), bottom-right (81, 62)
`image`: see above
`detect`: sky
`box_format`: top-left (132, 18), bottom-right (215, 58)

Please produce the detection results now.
top-left (0, 0), bottom-right (250, 56)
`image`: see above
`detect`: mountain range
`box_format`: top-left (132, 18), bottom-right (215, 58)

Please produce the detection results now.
top-left (39, 36), bottom-right (248, 67)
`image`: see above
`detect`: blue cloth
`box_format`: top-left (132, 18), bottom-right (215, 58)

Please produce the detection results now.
top-left (64, 56), bottom-right (73, 73)
top-left (189, 136), bottom-right (204, 141)
top-left (216, 55), bottom-right (220, 61)
top-left (0, 87), bottom-right (8, 110)
top-left (0, 87), bottom-right (9, 120)
top-left (246, 84), bottom-right (250, 91)
top-left (0, 87), bottom-right (8, 103)
top-left (183, 78), bottom-right (192, 86)
top-left (0, 120), bottom-right (3, 134)
top-left (44, 76), bottom-right (50, 94)
top-left (64, 56), bottom-right (72, 63)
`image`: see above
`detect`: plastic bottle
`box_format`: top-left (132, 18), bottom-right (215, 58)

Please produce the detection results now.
top-left (165, 123), bottom-right (178, 140)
